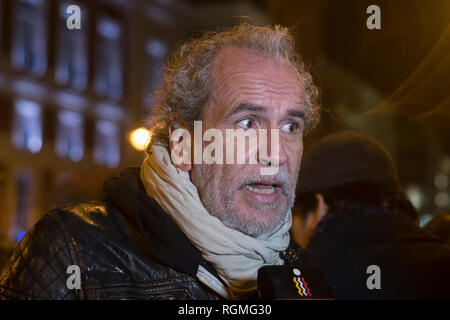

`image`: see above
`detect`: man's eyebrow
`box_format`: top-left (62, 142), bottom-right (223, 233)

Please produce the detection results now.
top-left (227, 103), bottom-right (305, 120)
top-left (287, 109), bottom-right (305, 119)
top-left (228, 103), bottom-right (266, 117)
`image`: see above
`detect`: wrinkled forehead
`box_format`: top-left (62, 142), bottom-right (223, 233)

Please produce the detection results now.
top-left (210, 47), bottom-right (305, 106)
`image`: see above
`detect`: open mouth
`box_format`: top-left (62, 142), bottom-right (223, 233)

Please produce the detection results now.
top-left (245, 183), bottom-right (280, 195)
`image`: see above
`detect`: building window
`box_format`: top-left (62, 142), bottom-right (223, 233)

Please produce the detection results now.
top-left (143, 38), bottom-right (167, 110)
top-left (12, 99), bottom-right (43, 154)
top-left (55, 2), bottom-right (88, 90)
top-left (14, 170), bottom-right (34, 242)
top-left (94, 17), bottom-right (123, 100)
top-left (11, 0), bottom-right (47, 76)
top-left (93, 119), bottom-right (120, 168)
top-left (55, 110), bottom-right (84, 162)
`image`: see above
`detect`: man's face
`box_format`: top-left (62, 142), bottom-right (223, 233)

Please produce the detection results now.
top-left (190, 47), bottom-right (306, 237)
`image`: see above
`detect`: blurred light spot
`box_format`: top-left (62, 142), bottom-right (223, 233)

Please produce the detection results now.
top-left (16, 230), bottom-right (26, 243)
top-left (97, 18), bottom-right (121, 39)
top-left (12, 99), bottom-right (43, 154)
top-left (146, 39), bottom-right (167, 58)
top-left (434, 192), bottom-right (449, 208)
top-left (27, 136), bottom-right (43, 153)
top-left (435, 173), bottom-right (448, 190)
top-left (97, 119), bottom-right (118, 135)
top-left (15, 99), bottom-right (40, 117)
top-left (406, 185), bottom-right (423, 210)
top-left (59, 110), bottom-right (82, 126)
top-left (442, 157), bottom-right (450, 174)
top-left (129, 128), bottom-right (151, 151)
top-left (419, 213), bottom-right (432, 228)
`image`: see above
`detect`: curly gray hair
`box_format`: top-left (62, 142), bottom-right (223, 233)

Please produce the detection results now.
top-left (147, 23), bottom-right (321, 146)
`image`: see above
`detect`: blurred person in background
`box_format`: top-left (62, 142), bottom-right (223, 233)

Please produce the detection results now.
top-left (0, 23), bottom-right (320, 300)
top-left (291, 130), bottom-right (450, 299)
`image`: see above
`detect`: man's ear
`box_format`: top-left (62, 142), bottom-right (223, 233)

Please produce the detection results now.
top-left (169, 125), bottom-right (192, 172)
top-left (311, 193), bottom-right (328, 228)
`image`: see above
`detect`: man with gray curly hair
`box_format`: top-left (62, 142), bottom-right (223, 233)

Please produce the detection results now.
top-left (1, 23), bottom-right (320, 300)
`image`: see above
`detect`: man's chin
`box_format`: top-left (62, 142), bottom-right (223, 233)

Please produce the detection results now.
top-left (232, 196), bottom-right (289, 237)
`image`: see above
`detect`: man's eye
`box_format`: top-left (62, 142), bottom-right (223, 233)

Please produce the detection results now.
top-left (237, 118), bottom-right (254, 129)
top-left (281, 122), bottom-right (299, 133)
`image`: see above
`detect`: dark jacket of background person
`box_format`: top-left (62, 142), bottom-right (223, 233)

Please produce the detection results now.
top-left (0, 168), bottom-right (301, 300)
top-left (302, 201), bottom-right (450, 299)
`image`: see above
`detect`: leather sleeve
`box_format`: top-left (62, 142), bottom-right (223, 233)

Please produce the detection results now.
top-left (0, 213), bottom-right (81, 300)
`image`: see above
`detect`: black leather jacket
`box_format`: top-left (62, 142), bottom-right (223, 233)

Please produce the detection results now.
top-left (0, 168), bottom-right (302, 300)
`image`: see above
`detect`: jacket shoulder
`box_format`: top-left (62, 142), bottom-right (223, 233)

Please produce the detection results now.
top-left (0, 200), bottom-right (124, 300)
top-left (0, 213), bottom-right (78, 299)
top-left (51, 201), bottom-right (191, 287)
top-left (48, 200), bottom-right (124, 236)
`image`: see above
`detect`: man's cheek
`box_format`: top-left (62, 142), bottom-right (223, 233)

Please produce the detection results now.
top-left (287, 149), bottom-right (302, 172)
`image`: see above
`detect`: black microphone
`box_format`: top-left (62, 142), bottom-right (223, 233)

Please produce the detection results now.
top-left (257, 265), bottom-right (334, 300)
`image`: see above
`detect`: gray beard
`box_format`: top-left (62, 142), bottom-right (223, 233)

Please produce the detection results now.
top-left (191, 165), bottom-right (298, 238)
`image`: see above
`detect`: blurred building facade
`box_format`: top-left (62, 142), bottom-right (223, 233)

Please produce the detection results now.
top-left (0, 0), bottom-right (195, 259)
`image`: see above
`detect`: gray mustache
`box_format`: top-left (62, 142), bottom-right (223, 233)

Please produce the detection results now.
top-left (239, 167), bottom-right (291, 195)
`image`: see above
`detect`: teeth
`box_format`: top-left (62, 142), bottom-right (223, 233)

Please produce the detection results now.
top-left (246, 185), bottom-right (275, 194)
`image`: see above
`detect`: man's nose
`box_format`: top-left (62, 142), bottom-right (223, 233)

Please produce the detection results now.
top-left (257, 128), bottom-right (288, 167)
